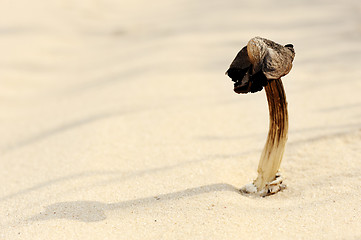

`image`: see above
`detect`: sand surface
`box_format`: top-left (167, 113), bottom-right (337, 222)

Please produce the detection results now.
top-left (1, 0), bottom-right (361, 239)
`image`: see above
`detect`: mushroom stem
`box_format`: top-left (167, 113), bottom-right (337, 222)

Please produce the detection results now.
top-left (253, 78), bottom-right (288, 191)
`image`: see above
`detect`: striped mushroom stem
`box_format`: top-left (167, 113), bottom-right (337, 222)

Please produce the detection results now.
top-left (253, 78), bottom-right (288, 193)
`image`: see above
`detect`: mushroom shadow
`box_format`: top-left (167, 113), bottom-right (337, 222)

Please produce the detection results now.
top-left (28, 183), bottom-right (239, 223)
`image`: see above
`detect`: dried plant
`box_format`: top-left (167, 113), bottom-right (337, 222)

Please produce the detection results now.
top-left (226, 37), bottom-right (295, 196)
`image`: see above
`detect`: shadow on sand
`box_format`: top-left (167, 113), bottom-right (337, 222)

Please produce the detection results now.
top-left (28, 183), bottom-right (239, 222)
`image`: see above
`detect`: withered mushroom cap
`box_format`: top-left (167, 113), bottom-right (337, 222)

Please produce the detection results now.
top-left (226, 37), bottom-right (295, 94)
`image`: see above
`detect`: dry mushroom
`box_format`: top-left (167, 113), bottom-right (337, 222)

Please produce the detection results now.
top-left (226, 37), bottom-right (295, 196)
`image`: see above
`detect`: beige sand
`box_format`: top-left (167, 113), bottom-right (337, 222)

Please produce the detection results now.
top-left (1, 0), bottom-right (361, 239)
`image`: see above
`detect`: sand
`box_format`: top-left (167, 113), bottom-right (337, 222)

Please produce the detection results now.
top-left (1, 0), bottom-right (361, 239)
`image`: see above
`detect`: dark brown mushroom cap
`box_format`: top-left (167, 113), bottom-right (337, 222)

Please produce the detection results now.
top-left (226, 37), bottom-right (295, 94)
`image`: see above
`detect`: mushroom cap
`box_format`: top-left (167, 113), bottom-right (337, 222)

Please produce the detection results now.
top-left (226, 37), bottom-right (295, 94)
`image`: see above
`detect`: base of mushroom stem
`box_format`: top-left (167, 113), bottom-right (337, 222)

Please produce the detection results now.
top-left (240, 173), bottom-right (286, 197)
